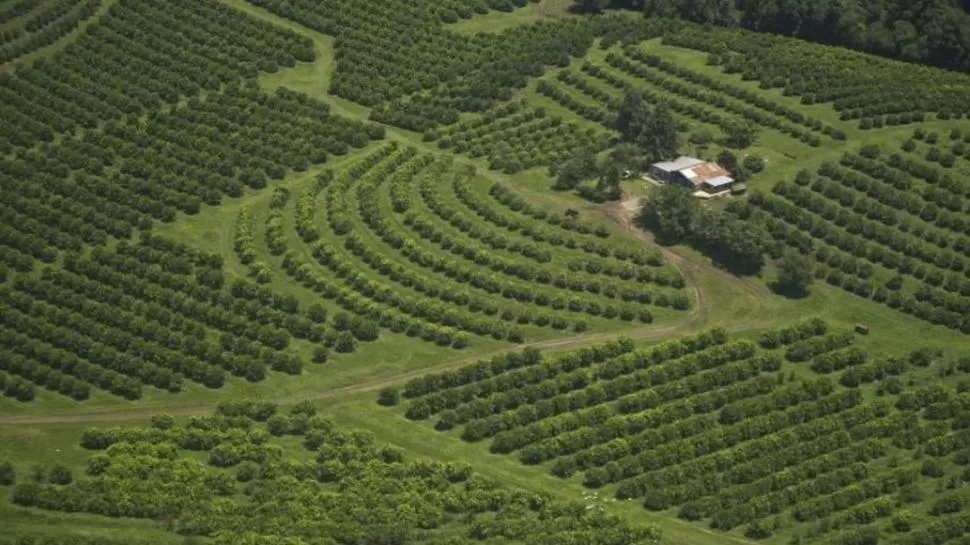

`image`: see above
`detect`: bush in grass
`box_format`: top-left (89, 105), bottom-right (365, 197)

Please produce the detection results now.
top-left (378, 388), bottom-right (400, 407)
top-left (742, 154), bottom-right (765, 173)
top-left (0, 462), bottom-right (14, 486)
top-left (312, 346), bottom-right (329, 364)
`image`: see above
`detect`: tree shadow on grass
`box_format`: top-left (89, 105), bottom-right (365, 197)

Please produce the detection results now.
top-left (768, 281), bottom-right (812, 300)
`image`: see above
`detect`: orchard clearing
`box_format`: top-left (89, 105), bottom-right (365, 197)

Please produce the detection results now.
top-left (2, 2), bottom-right (970, 545)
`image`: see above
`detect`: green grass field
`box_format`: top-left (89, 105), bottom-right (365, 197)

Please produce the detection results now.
top-left (4, 1), bottom-right (970, 544)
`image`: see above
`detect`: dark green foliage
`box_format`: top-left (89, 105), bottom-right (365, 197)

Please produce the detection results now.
top-left (0, 45), bottom-right (380, 399)
top-left (0, 536), bottom-right (164, 545)
top-left (642, 0), bottom-right (970, 74)
top-left (743, 156), bottom-right (970, 333)
top-left (216, 400), bottom-right (277, 422)
top-left (0, 0), bottom-right (100, 64)
top-left (378, 388), bottom-right (401, 407)
top-left (573, 0), bottom-right (611, 12)
top-left (2, 375), bottom-right (35, 402)
top-left (775, 250), bottom-right (815, 296)
top-left (312, 346), bottom-right (330, 364)
top-left (150, 414), bottom-right (177, 431)
top-left (256, 0), bottom-right (662, 133)
top-left (717, 149), bottom-right (747, 182)
top-left (909, 347), bottom-right (942, 367)
top-left (758, 318), bottom-right (828, 349)
top-left (554, 149), bottom-right (599, 190)
top-left (616, 89), bottom-right (653, 143)
top-left (0, 462), bottom-right (14, 486)
top-left (744, 519), bottom-right (773, 539)
top-left (921, 460), bottom-right (945, 478)
top-left (742, 154), bottom-right (765, 174)
top-left (584, 164), bottom-right (623, 202)
top-left (235, 461), bottom-right (261, 483)
top-left (784, 333), bottom-right (854, 362)
top-left (637, 185), bottom-right (699, 243)
top-left (307, 304), bottom-right (328, 324)
top-left (609, 143), bottom-right (646, 172)
top-left (9, 411), bottom-right (660, 545)
top-left (48, 464), bottom-right (72, 485)
top-left (638, 185), bottom-right (768, 274)
top-left (334, 331), bottom-right (358, 353)
top-left (691, 207), bottom-right (767, 274)
top-left (618, 92), bottom-right (679, 161)
top-left (724, 119), bottom-right (757, 149)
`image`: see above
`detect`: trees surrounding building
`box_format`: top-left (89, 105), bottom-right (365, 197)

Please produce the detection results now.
top-left (638, 186), bottom-right (769, 273)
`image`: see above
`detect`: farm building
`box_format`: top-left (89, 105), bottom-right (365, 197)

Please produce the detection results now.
top-left (648, 156), bottom-right (735, 195)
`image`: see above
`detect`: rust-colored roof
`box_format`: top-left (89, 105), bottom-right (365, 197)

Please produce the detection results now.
top-left (684, 162), bottom-right (731, 182)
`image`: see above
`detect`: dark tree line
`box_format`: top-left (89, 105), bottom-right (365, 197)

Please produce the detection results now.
top-left (635, 0), bottom-right (970, 74)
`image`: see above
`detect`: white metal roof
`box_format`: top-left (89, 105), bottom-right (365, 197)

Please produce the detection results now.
top-left (651, 156), bottom-right (704, 173)
top-left (704, 175), bottom-right (735, 187)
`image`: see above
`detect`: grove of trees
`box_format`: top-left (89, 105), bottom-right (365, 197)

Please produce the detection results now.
top-left (640, 0), bottom-right (970, 75)
top-left (9, 405), bottom-right (661, 545)
top-left (638, 185), bottom-right (771, 274)
top-left (386, 324), bottom-right (970, 542)
top-left (733, 147), bottom-right (970, 333)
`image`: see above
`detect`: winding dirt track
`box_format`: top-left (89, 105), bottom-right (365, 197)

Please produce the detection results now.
top-left (598, 198), bottom-right (769, 310)
top-left (0, 199), bottom-right (767, 426)
top-left (0, 323), bottom-right (697, 426)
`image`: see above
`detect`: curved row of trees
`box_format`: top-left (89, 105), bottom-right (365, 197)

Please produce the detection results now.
top-left (0, 223), bottom-right (377, 400)
top-left (428, 105), bottom-right (612, 174)
top-left (613, 48), bottom-right (834, 146)
top-left (0, 0), bottom-right (100, 64)
top-left (662, 24), bottom-right (970, 119)
top-left (822, 158), bottom-right (970, 247)
top-left (386, 322), bottom-right (969, 539)
top-left (1, 0), bottom-right (313, 152)
top-left (741, 157), bottom-right (970, 333)
top-left (253, 0), bottom-right (683, 135)
top-left (262, 141), bottom-right (688, 347)
top-left (623, 46), bottom-right (843, 140)
top-left (0, 83), bottom-right (380, 286)
top-left (463, 176), bottom-right (664, 267)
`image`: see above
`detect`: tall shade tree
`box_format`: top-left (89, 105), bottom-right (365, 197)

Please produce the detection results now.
top-left (638, 102), bottom-right (680, 161)
top-left (636, 185), bottom-right (699, 243)
top-left (553, 148), bottom-right (599, 190)
top-left (775, 250), bottom-right (816, 296)
top-left (615, 89), bottom-right (652, 143)
top-left (724, 119), bottom-right (758, 148)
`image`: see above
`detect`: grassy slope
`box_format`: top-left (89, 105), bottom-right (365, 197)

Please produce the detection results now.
top-left (4, 2), bottom-right (970, 543)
